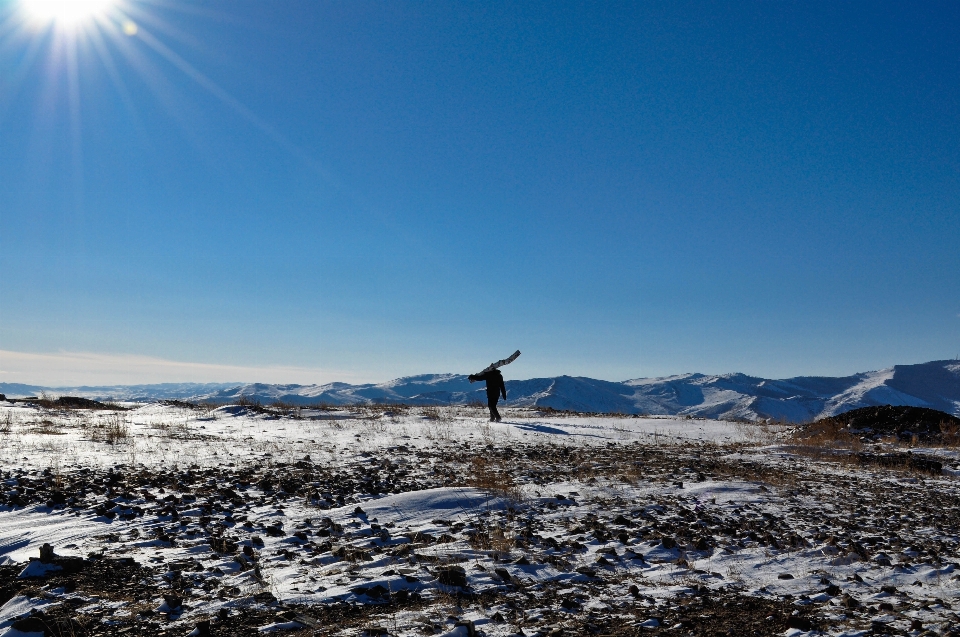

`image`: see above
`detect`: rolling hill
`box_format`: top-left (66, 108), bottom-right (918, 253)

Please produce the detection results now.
top-left (2, 360), bottom-right (957, 422)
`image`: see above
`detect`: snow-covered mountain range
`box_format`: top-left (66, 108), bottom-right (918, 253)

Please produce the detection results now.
top-left (2, 360), bottom-right (958, 422)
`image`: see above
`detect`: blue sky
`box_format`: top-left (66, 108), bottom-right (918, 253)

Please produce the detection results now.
top-left (1, 0), bottom-right (958, 385)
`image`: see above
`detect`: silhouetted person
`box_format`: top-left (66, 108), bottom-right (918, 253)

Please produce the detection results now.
top-left (469, 369), bottom-right (507, 422)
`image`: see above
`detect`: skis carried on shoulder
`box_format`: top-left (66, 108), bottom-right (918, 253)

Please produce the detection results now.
top-left (479, 350), bottom-right (521, 374)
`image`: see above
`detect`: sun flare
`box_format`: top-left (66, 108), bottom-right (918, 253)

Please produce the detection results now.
top-left (21, 0), bottom-right (117, 27)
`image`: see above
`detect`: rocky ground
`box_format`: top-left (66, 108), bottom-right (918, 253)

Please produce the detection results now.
top-left (1, 402), bottom-right (959, 637)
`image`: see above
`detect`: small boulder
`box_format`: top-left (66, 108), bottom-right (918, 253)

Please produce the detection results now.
top-left (436, 565), bottom-right (467, 588)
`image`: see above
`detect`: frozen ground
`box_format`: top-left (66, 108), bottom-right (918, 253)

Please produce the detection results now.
top-left (0, 401), bottom-right (958, 636)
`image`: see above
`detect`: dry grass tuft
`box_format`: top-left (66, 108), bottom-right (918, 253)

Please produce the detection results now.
top-left (467, 455), bottom-right (524, 503)
top-left (34, 419), bottom-right (63, 435)
top-left (734, 420), bottom-right (793, 445)
top-left (790, 418), bottom-right (863, 455)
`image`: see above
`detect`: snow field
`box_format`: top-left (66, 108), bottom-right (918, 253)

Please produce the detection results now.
top-left (0, 402), bottom-right (958, 636)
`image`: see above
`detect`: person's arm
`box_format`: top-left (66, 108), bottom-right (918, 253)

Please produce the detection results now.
top-left (500, 377), bottom-right (507, 400)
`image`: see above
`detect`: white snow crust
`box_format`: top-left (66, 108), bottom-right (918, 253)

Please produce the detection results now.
top-left (0, 401), bottom-right (957, 635)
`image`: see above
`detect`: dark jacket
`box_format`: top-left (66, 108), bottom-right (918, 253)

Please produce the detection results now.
top-left (469, 369), bottom-right (507, 400)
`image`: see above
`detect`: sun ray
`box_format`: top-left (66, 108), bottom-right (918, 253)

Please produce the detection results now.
top-left (65, 28), bottom-right (85, 210)
top-left (86, 17), bottom-right (141, 122)
top-left (0, 23), bottom-right (48, 120)
top-left (133, 25), bottom-right (333, 181)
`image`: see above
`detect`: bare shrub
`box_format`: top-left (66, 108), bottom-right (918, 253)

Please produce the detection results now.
top-left (237, 396), bottom-right (268, 413)
top-left (489, 523), bottom-right (515, 553)
top-left (98, 414), bottom-right (130, 444)
top-left (420, 406), bottom-right (442, 420)
top-left (271, 401), bottom-right (302, 419)
top-left (468, 519), bottom-right (516, 554)
top-left (423, 418), bottom-right (453, 442)
top-left (939, 420), bottom-right (960, 447)
top-left (0, 411), bottom-right (13, 434)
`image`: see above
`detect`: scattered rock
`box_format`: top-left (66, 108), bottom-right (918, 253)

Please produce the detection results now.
top-left (436, 565), bottom-right (467, 587)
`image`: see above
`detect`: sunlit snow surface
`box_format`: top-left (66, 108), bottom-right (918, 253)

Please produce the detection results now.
top-left (0, 401), bottom-right (958, 636)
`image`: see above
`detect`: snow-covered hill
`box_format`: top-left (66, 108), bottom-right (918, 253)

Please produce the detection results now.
top-left (2, 360), bottom-right (958, 421)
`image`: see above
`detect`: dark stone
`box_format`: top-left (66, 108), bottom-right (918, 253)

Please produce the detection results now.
top-left (786, 616), bottom-right (812, 631)
top-left (560, 598), bottom-right (580, 610)
top-left (367, 584), bottom-right (389, 599)
top-left (613, 514), bottom-right (634, 527)
top-left (436, 565), bottom-right (467, 587)
top-left (40, 543), bottom-right (55, 562)
top-left (209, 536), bottom-right (238, 553)
top-left (842, 594), bottom-right (859, 609)
top-left (162, 594), bottom-right (182, 611)
top-left (253, 591), bottom-right (277, 603)
top-left (12, 617), bottom-right (50, 633)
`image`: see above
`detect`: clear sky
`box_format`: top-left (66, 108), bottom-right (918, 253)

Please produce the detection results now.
top-left (1, 0), bottom-right (958, 386)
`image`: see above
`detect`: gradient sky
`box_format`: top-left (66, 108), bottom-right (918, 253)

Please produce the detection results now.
top-left (1, 0), bottom-right (958, 386)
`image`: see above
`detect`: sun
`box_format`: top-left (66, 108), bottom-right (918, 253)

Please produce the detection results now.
top-left (21, 0), bottom-right (117, 27)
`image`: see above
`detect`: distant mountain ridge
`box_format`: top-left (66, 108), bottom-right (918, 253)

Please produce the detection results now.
top-left (2, 360), bottom-right (958, 422)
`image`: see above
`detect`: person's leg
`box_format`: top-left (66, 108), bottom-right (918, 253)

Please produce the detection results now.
top-left (492, 404), bottom-right (501, 422)
top-left (487, 396), bottom-right (498, 421)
